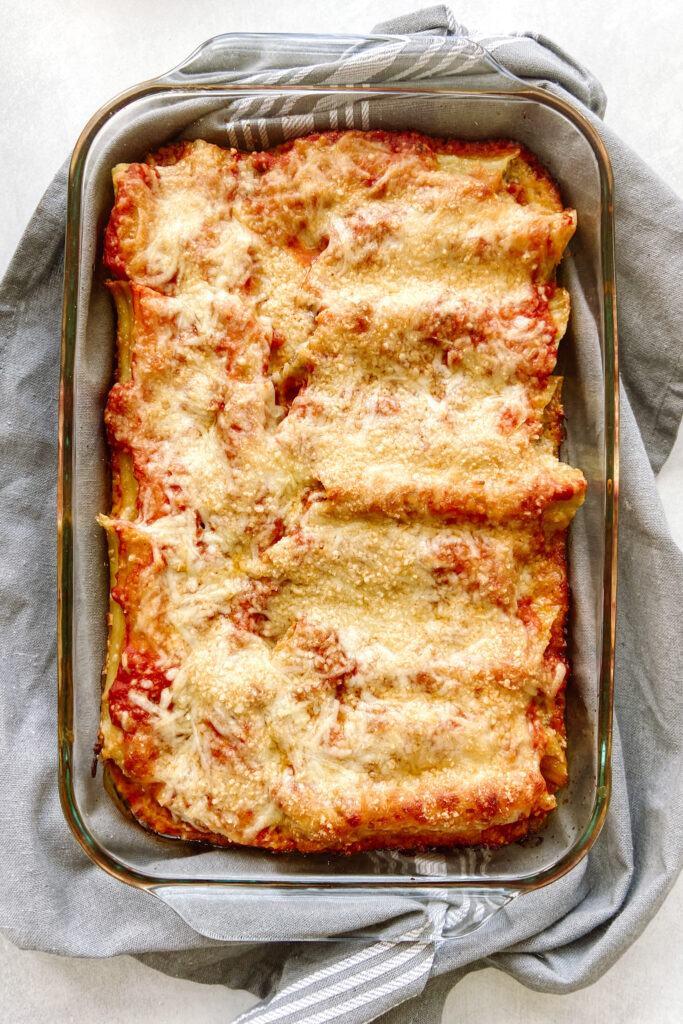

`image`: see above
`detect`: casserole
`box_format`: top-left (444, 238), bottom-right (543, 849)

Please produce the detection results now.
top-left (58, 33), bottom-right (618, 941)
top-left (98, 130), bottom-right (584, 852)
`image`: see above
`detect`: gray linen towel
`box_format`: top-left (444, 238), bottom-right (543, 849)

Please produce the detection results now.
top-left (1, 7), bottom-right (682, 1023)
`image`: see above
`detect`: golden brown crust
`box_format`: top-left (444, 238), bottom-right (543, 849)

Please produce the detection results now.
top-left (99, 131), bottom-right (584, 854)
top-left (105, 759), bottom-right (547, 852)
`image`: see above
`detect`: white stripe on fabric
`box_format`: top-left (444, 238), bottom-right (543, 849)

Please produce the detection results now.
top-left (247, 61), bottom-right (320, 88)
top-left (412, 48), bottom-right (474, 80)
top-left (300, 954), bottom-right (432, 1024)
top-left (283, 114), bottom-right (316, 140)
top-left (229, 97), bottom-right (264, 120)
top-left (242, 122), bottom-right (255, 149)
top-left (275, 94), bottom-right (303, 118)
top-left (264, 941), bottom-right (399, 1006)
top-left (355, 39), bottom-right (454, 84)
top-left (374, 36), bottom-right (445, 81)
top-left (243, 41), bottom-right (406, 88)
top-left (413, 852), bottom-right (448, 876)
top-left (240, 943), bottom-right (431, 1024)
top-left (438, 895), bottom-right (472, 943)
top-left (325, 40), bottom-right (409, 84)
top-left (257, 119), bottom-right (270, 148)
top-left (262, 925), bottom-right (435, 1010)
top-left (361, 100), bottom-right (370, 130)
top-left (444, 8), bottom-right (458, 33)
top-left (292, 61), bottom-right (331, 85)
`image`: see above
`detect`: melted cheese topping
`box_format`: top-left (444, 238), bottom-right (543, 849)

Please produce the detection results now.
top-left (100, 131), bottom-right (585, 852)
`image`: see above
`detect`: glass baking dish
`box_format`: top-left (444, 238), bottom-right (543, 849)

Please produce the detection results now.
top-left (58, 33), bottom-right (618, 942)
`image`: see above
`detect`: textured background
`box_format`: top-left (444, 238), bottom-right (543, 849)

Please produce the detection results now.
top-left (1, 2), bottom-right (681, 1021)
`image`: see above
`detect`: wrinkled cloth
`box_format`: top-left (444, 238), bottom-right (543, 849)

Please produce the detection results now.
top-left (1, 7), bottom-right (682, 1023)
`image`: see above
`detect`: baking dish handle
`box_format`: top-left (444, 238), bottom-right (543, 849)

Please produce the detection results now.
top-left (150, 885), bottom-right (514, 943)
top-left (158, 32), bottom-right (523, 91)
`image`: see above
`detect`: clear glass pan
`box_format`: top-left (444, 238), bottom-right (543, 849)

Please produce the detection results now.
top-left (58, 33), bottom-right (618, 942)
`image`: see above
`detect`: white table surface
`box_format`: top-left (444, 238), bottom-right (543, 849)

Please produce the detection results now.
top-left (1, 2), bottom-right (681, 1022)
